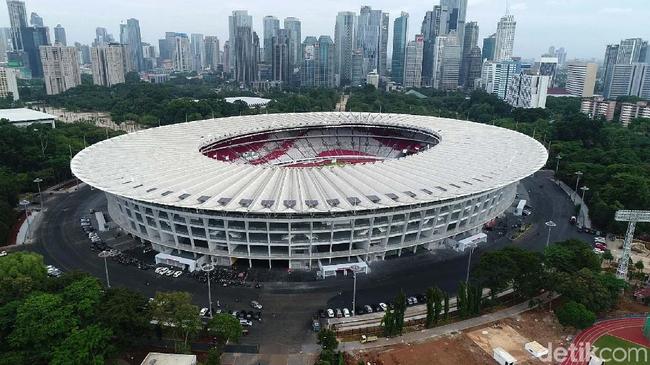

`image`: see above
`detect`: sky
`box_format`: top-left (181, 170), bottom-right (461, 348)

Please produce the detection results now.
top-left (1, 0), bottom-right (648, 60)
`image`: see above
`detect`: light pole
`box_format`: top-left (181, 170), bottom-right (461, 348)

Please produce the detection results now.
top-left (19, 200), bottom-right (31, 241)
top-left (554, 155), bottom-right (562, 180)
top-left (465, 244), bottom-right (477, 283)
top-left (201, 262), bottom-right (216, 318)
top-left (352, 271), bottom-right (357, 316)
top-left (545, 221), bottom-right (557, 247)
top-left (98, 250), bottom-right (117, 288)
top-left (33, 177), bottom-right (43, 211)
top-left (580, 186), bottom-right (589, 204)
top-left (574, 171), bottom-right (583, 203)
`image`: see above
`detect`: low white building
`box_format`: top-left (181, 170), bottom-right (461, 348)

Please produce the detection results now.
top-left (224, 96), bottom-right (271, 108)
top-left (0, 108), bottom-right (56, 127)
top-left (140, 352), bottom-right (197, 365)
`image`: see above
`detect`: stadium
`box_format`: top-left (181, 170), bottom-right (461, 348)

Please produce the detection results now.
top-left (71, 112), bottom-right (548, 273)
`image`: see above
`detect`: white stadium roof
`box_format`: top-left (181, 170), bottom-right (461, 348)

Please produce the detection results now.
top-left (71, 113), bottom-right (548, 214)
top-left (0, 108), bottom-right (56, 122)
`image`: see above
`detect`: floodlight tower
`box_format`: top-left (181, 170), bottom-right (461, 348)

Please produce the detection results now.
top-left (615, 210), bottom-right (650, 280)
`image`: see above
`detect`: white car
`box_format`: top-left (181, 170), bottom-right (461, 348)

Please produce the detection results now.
top-left (155, 267), bottom-right (169, 275)
top-left (173, 271), bottom-right (183, 278)
top-left (379, 302), bottom-right (388, 311)
top-left (239, 319), bottom-right (253, 327)
top-left (594, 237), bottom-right (606, 244)
top-left (326, 308), bottom-right (335, 318)
top-left (250, 300), bottom-right (263, 309)
top-left (0, 250), bottom-right (8, 257)
top-left (593, 248), bottom-right (604, 255)
top-left (343, 308), bottom-right (350, 317)
top-left (199, 307), bottom-right (210, 317)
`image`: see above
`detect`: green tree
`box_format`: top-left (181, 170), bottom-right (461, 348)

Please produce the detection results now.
top-left (443, 292), bottom-right (450, 319)
top-left (9, 293), bottom-right (77, 362)
top-left (544, 240), bottom-right (601, 274)
top-left (425, 287), bottom-right (435, 328)
top-left (206, 347), bottom-right (221, 365)
top-left (473, 250), bottom-right (517, 298)
top-left (0, 252), bottom-right (47, 304)
top-left (50, 325), bottom-right (113, 365)
top-left (207, 313), bottom-right (242, 344)
top-left (635, 260), bottom-right (645, 272)
top-left (393, 290), bottom-right (407, 334)
top-left (62, 276), bottom-right (102, 322)
top-left (317, 328), bottom-right (339, 351)
top-left (555, 301), bottom-right (596, 329)
top-left (96, 287), bottom-right (151, 348)
top-left (149, 291), bottom-right (201, 350)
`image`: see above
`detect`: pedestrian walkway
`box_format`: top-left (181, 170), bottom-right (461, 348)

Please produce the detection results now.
top-left (555, 178), bottom-right (592, 229)
top-left (340, 293), bottom-right (556, 352)
top-left (15, 211), bottom-right (41, 245)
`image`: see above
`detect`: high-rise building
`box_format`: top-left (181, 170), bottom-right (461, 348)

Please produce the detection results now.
top-left (222, 41), bottom-right (230, 73)
top-left (234, 26), bottom-right (255, 84)
top-left (505, 74), bottom-right (550, 109)
top-left (252, 31), bottom-right (260, 81)
top-left (228, 10), bottom-right (252, 73)
top-left (604, 63), bottom-right (650, 100)
top-left (203, 36), bottom-right (220, 70)
top-left (602, 44), bottom-right (620, 89)
top-left (465, 46), bottom-right (483, 89)
top-left (441, 0), bottom-right (468, 53)
top-left (460, 21), bottom-right (479, 87)
top-left (334, 11), bottom-right (355, 86)
top-left (75, 42), bottom-right (91, 65)
top-left (300, 35), bottom-right (335, 88)
top-left (351, 49), bottom-right (364, 86)
top-left (420, 7), bottom-right (442, 87)
top-left (120, 18), bottom-right (144, 72)
top-left (22, 26), bottom-right (50, 78)
top-left (171, 33), bottom-right (191, 72)
top-left (391, 12), bottom-right (409, 85)
top-left (0, 27), bottom-right (12, 62)
top-left (482, 34), bottom-right (496, 61)
top-left (263, 16), bottom-right (279, 64)
top-left (271, 28), bottom-right (290, 83)
top-left (7, 0), bottom-right (27, 51)
top-left (91, 43), bottom-right (126, 87)
top-left (481, 60), bottom-right (521, 99)
top-left (494, 14), bottom-right (516, 61)
top-left (554, 47), bottom-right (567, 67)
top-left (190, 33), bottom-right (204, 72)
top-left (565, 62), bottom-right (597, 98)
top-left (356, 6), bottom-right (389, 77)
top-left (94, 27), bottom-right (113, 46)
top-left (403, 34), bottom-right (424, 88)
top-left (284, 17), bottom-right (301, 68)
top-left (29, 11), bottom-right (42, 27)
top-left (53, 24), bottom-right (66, 46)
top-left (432, 32), bottom-right (461, 90)
top-left (0, 66), bottom-right (19, 100)
top-left (617, 38), bottom-right (647, 64)
top-left (538, 56), bottom-right (558, 86)
top-left (39, 45), bottom-right (81, 95)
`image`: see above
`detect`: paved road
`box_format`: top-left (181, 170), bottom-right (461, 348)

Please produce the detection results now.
top-left (21, 170), bottom-right (592, 353)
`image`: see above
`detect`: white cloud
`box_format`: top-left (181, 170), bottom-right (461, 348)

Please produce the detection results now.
top-left (600, 7), bottom-right (633, 14)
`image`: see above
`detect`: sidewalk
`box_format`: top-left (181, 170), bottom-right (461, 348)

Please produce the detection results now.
top-left (555, 178), bottom-right (592, 229)
top-left (340, 293), bottom-right (555, 352)
top-left (15, 210), bottom-right (41, 245)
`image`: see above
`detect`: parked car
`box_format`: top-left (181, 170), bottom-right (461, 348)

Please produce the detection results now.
top-left (239, 319), bottom-right (253, 327)
top-left (173, 271), bottom-right (183, 278)
top-left (343, 308), bottom-right (350, 317)
top-left (335, 308), bottom-right (343, 318)
top-left (378, 302), bottom-right (388, 311)
top-left (199, 307), bottom-right (210, 317)
top-left (363, 305), bottom-right (373, 314)
top-left (326, 308), bottom-right (335, 318)
top-left (594, 243), bottom-right (607, 251)
top-left (250, 300), bottom-right (263, 309)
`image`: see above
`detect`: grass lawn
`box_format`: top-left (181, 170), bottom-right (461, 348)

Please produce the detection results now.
top-left (592, 335), bottom-right (649, 365)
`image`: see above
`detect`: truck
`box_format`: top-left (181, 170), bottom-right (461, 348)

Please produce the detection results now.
top-left (311, 319), bottom-right (321, 332)
top-left (514, 200), bottom-right (526, 217)
top-left (360, 334), bottom-right (378, 344)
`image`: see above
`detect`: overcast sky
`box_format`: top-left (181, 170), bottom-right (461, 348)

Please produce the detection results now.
top-left (1, 0), bottom-right (648, 60)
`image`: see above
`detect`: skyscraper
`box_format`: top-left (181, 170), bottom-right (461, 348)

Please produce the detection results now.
top-left (494, 14), bottom-right (516, 61)
top-left (223, 41), bottom-right (230, 73)
top-left (172, 33), bottom-right (191, 72)
top-left (482, 34), bottom-right (496, 61)
top-left (334, 11), bottom-right (355, 86)
top-left (460, 21), bottom-right (479, 87)
top-left (95, 27), bottom-right (113, 46)
top-left (505, 74), bottom-right (550, 109)
top-left (271, 28), bottom-right (290, 83)
top-left (22, 26), bottom-right (50, 78)
top-left (190, 33), bottom-right (204, 72)
top-left (604, 63), bottom-right (650, 100)
top-left (554, 47), bottom-right (567, 67)
top-left (228, 10), bottom-right (252, 73)
top-left (300, 35), bottom-right (335, 88)
top-left (263, 16), bottom-right (279, 64)
top-left (91, 43), bottom-right (126, 87)
top-left (465, 46), bottom-right (483, 89)
top-left (441, 0), bottom-right (468, 53)
top-left (566, 62), bottom-right (597, 97)
top-left (120, 18), bottom-right (144, 72)
top-left (0, 27), bottom-right (12, 62)
top-left (284, 17), bottom-right (301, 68)
top-left (481, 60), bottom-right (521, 99)
top-left (403, 35), bottom-right (424, 88)
top-left (234, 26), bottom-right (255, 84)
top-left (40, 45), bottom-right (81, 95)
top-left (420, 8), bottom-right (441, 87)
top-left (391, 12), bottom-right (409, 85)
top-left (617, 38), bottom-right (647, 64)
top-left (432, 32), bottom-right (461, 90)
top-left (7, 0), bottom-right (27, 51)
top-left (29, 11), bottom-right (42, 27)
top-left (54, 24), bottom-right (66, 46)
top-left (203, 36), bottom-right (220, 70)
top-left (75, 42), bottom-right (91, 65)
top-left (356, 6), bottom-right (389, 78)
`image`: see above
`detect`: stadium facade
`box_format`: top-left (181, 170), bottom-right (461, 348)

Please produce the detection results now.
top-left (71, 113), bottom-right (547, 271)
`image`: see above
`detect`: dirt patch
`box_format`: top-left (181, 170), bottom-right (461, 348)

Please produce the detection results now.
top-left (467, 324), bottom-right (531, 362)
top-left (351, 333), bottom-right (492, 365)
top-left (502, 309), bottom-right (574, 354)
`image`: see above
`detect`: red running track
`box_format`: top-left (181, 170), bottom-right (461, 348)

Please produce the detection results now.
top-left (561, 317), bottom-right (648, 365)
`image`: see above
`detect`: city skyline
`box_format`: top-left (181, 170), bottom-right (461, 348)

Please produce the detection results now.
top-left (0, 0), bottom-right (647, 61)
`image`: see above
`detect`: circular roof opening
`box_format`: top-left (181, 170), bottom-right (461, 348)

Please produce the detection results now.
top-left (200, 124), bottom-right (440, 167)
